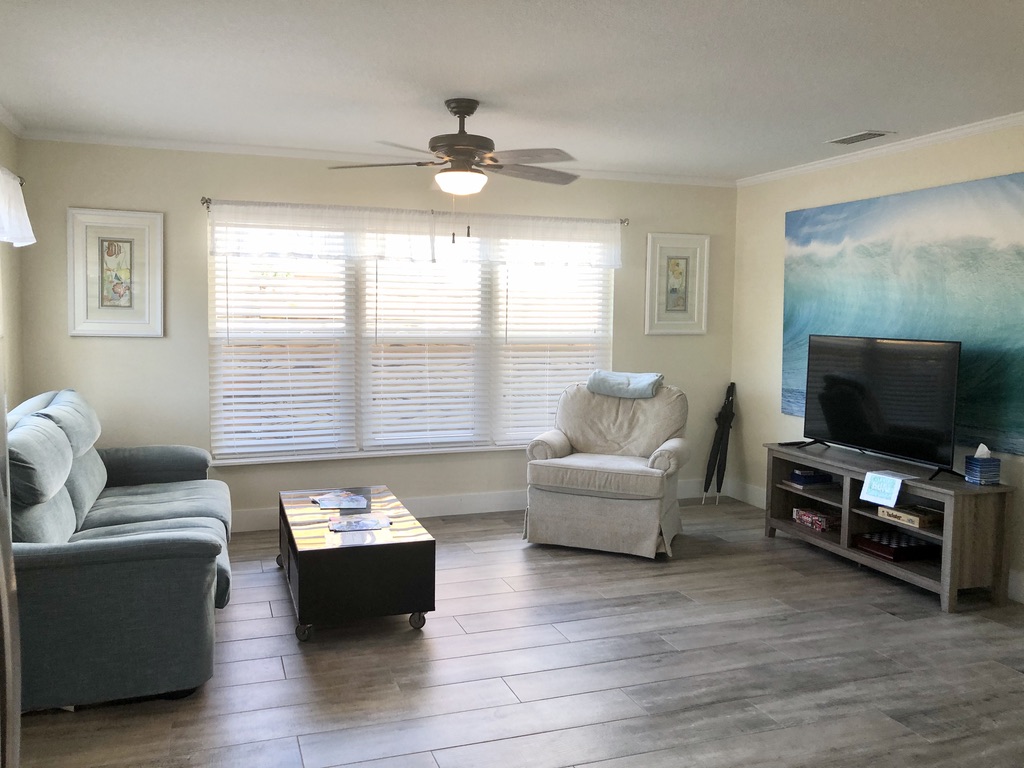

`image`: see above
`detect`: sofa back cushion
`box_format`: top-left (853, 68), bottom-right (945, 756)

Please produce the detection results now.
top-left (555, 382), bottom-right (688, 457)
top-left (11, 488), bottom-right (77, 544)
top-left (8, 415), bottom-right (73, 507)
top-left (64, 448), bottom-right (108, 529)
top-left (36, 390), bottom-right (107, 525)
top-left (37, 389), bottom-right (102, 456)
top-left (8, 414), bottom-right (77, 543)
top-left (6, 391), bottom-right (59, 432)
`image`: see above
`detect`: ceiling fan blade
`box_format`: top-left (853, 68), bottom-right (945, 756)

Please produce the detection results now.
top-left (328, 160), bottom-right (442, 170)
top-left (378, 140), bottom-right (436, 157)
top-left (484, 164), bottom-right (579, 185)
top-left (484, 148), bottom-right (575, 165)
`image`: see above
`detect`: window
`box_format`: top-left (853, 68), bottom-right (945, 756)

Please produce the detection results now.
top-left (208, 201), bottom-right (620, 464)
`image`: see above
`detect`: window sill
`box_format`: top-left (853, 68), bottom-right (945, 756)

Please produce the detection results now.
top-left (211, 441), bottom-right (531, 468)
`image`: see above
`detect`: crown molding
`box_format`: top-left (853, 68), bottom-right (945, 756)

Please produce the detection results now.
top-left (0, 101), bottom-right (23, 137)
top-left (573, 168), bottom-right (736, 188)
top-left (19, 128), bottom-right (738, 189)
top-left (737, 111), bottom-right (1024, 187)
top-left (19, 109), bottom-right (1024, 191)
top-left (19, 128), bottom-right (367, 163)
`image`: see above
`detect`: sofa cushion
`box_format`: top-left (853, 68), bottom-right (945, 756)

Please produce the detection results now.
top-left (12, 488), bottom-right (77, 544)
top-left (554, 383), bottom-right (688, 457)
top-left (99, 445), bottom-right (212, 487)
top-left (8, 414), bottom-right (73, 507)
top-left (527, 453), bottom-right (667, 499)
top-left (65, 448), bottom-right (109, 529)
top-left (5, 390), bottom-right (58, 432)
top-left (82, 479), bottom-right (232, 539)
top-left (71, 517), bottom-right (232, 608)
top-left (37, 389), bottom-right (102, 457)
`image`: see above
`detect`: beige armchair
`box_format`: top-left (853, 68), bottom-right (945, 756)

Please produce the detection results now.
top-left (524, 382), bottom-right (690, 558)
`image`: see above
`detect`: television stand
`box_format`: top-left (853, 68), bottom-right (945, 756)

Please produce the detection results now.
top-left (765, 441), bottom-right (1011, 612)
top-left (778, 438), bottom-right (829, 449)
top-left (928, 466), bottom-right (965, 481)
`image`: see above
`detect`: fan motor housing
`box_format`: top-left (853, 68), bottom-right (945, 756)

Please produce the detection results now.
top-left (429, 133), bottom-right (495, 162)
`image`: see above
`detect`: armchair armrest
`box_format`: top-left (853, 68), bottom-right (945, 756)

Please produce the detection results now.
top-left (98, 445), bottom-right (212, 487)
top-left (527, 429), bottom-right (573, 461)
top-left (648, 437), bottom-right (690, 474)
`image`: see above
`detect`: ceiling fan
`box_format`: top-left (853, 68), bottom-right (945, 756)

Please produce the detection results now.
top-left (329, 98), bottom-right (579, 195)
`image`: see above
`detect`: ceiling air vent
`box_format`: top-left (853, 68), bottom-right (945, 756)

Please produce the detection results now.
top-left (828, 130), bottom-right (895, 146)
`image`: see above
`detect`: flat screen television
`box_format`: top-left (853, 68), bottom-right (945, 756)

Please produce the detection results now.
top-left (803, 335), bottom-right (961, 469)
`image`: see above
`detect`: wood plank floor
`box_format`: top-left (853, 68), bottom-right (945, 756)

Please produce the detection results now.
top-left (20, 499), bottom-right (1024, 767)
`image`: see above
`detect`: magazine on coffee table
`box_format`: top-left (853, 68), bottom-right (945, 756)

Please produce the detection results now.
top-left (312, 491), bottom-right (368, 510)
top-left (328, 514), bottom-right (391, 532)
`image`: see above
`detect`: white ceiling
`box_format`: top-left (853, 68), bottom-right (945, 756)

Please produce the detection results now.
top-left (2, 0), bottom-right (1023, 185)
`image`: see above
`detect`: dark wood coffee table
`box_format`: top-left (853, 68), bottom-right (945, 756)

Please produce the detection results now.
top-left (277, 485), bottom-right (435, 641)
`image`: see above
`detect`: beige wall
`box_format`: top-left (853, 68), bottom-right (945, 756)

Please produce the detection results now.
top-left (0, 124), bottom-right (22, 403)
top-left (9, 123), bottom-right (1024, 590)
top-left (16, 139), bottom-right (736, 526)
top-left (732, 124), bottom-right (1024, 588)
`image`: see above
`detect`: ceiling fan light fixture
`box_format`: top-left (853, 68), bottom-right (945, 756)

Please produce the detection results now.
top-left (435, 168), bottom-right (488, 195)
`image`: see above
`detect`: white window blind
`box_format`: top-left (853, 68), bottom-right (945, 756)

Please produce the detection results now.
top-left (363, 257), bottom-right (489, 448)
top-left (208, 200), bottom-right (620, 464)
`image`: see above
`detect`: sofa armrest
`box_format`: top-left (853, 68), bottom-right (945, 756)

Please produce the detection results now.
top-left (14, 530), bottom-right (222, 570)
top-left (527, 429), bottom-right (573, 461)
top-left (648, 437), bottom-right (690, 474)
top-left (98, 445), bottom-right (213, 486)
top-left (13, 532), bottom-right (222, 710)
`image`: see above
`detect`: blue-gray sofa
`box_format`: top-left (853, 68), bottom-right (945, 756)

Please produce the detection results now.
top-left (7, 389), bottom-right (232, 711)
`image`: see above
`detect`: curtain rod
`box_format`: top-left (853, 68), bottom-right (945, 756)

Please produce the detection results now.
top-left (18, 176), bottom-right (24, 187)
top-left (200, 197), bottom-right (628, 225)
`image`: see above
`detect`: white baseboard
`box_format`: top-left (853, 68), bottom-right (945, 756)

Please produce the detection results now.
top-left (231, 506), bottom-right (278, 532)
top-left (231, 488), bottom-right (529, 532)
top-left (403, 489), bottom-right (528, 519)
top-left (730, 482), bottom-right (765, 508)
top-left (1008, 569), bottom-right (1024, 605)
top-left (228, 485), bottom-right (1022, 605)
top-left (232, 483), bottom-right (769, 532)
top-left (678, 478), bottom-right (765, 508)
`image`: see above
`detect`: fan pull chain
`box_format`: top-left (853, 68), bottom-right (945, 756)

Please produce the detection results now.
top-left (445, 198), bottom-right (472, 242)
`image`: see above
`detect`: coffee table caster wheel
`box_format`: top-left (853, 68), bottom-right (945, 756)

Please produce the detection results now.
top-left (295, 623), bottom-right (314, 642)
top-left (276, 554), bottom-right (283, 568)
top-left (409, 612), bottom-right (426, 630)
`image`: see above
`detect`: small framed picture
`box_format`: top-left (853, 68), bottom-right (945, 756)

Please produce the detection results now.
top-left (68, 208), bottom-right (163, 336)
top-left (645, 232), bottom-right (709, 335)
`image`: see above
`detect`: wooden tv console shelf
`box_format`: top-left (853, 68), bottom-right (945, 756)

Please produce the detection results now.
top-left (764, 442), bottom-right (1012, 612)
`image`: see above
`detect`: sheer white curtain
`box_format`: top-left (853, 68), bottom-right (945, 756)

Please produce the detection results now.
top-left (0, 167), bottom-right (35, 247)
top-left (208, 199), bottom-right (620, 463)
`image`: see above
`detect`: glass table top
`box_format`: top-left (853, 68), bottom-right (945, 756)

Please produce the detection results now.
top-left (279, 485), bottom-right (433, 552)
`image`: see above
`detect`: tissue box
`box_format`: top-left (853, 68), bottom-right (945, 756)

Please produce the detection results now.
top-left (965, 456), bottom-right (1001, 485)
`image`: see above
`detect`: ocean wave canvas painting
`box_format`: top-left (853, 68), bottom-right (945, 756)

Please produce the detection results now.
top-left (783, 172), bottom-right (1024, 455)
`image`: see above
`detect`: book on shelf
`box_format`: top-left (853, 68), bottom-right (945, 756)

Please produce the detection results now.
top-left (781, 479), bottom-right (839, 492)
top-left (788, 469), bottom-right (834, 486)
top-left (792, 507), bottom-right (840, 532)
top-left (877, 504), bottom-right (943, 529)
